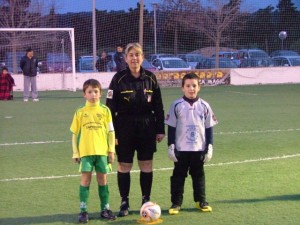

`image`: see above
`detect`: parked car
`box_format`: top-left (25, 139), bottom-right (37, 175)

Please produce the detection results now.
top-left (270, 50), bottom-right (299, 57)
top-left (149, 53), bottom-right (175, 62)
top-left (5, 51), bottom-right (24, 74)
top-left (196, 58), bottom-right (238, 69)
top-left (237, 49), bottom-right (269, 66)
top-left (44, 53), bottom-right (72, 73)
top-left (239, 58), bottom-right (273, 68)
top-left (177, 53), bottom-right (205, 69)
top-left (211, 51), bottom-right (239, 66)
top-left (152, 57), bottom-right (191, 71)
top-left (272, 56), bottom-right (300, 67)
top-left (78, 55), bottom-right (99, 72)
top-left (142, 59), bottom-right (157, 72)
top-left (237, 49), bottom-right (269, 59)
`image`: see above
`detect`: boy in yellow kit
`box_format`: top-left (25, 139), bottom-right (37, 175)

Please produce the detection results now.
top-left (70, 79), bottom-right (116, 223)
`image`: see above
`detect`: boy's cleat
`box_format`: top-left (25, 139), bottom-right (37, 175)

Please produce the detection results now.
top-left (168, 204), bottom-right (181, 215)
top-left (118, 201), bottom-right (129, 217)
top-left (78, 211), bottom-right (89, 223)
top-left (100, 209), bottom-right (117, 220)
top-left (195, 202), bottom-right (212, 212)
top-left (32, 98), bottom-right (39, 102)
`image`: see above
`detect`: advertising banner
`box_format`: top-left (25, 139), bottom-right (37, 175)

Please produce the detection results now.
top-left (154, 69), bottom-right (231, 87)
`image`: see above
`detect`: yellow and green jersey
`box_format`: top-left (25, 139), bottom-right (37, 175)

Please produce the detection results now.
top-left (70, 100), bottom-right (114, 158)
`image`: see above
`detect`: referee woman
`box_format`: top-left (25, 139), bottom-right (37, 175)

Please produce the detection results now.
top-left (106, 42), bottom-right (165, 217)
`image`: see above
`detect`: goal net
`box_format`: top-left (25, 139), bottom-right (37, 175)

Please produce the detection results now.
top-left (0, 28), bottom-right (76, 91)
top-left (1, 0), bottom-right (299, 90)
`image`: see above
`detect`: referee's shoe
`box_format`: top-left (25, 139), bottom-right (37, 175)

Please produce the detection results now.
top-left (118, 201), bottom-right (130, 217)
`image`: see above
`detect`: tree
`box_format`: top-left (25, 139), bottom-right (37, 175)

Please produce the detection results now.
top-left (245, 6), bottom-right (275, 52)
top-left (161, 0), bottom-right (200, 55)
top-left (185, 0), bottom-right (244, 68)
top-left (0, 0), bottom-right (44, 73)
top-left (276, 0), bottom-right (300, 49)
top-left (277, 0), bottom-right (297, 29)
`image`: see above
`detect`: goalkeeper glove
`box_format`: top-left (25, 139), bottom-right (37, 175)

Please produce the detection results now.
top-left (168, 144), bottom-right (178, 162)
top-left (203, 144), bottom-right (213, 163)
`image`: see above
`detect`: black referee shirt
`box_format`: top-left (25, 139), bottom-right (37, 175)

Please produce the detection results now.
top-left (106, 67), bottom-right (165, 135)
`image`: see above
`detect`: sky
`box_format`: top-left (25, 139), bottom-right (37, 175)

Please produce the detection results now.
top-left (53, 0), bottom-right (300, 14)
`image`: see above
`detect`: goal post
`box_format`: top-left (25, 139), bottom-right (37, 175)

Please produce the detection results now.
top-left (0, 28), bottom-right (76, 91)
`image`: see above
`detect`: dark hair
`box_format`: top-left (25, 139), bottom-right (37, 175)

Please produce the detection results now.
top-left (116, 43), bottom-right (124, 48)
top-left (1, 66), bottom-right (8, 72)
top-left (26, 47), bottom-right (33, 52)
top-left (182, 73), bottom-right (200, 87)
top-left (83, 79), bottom-right (102, 93)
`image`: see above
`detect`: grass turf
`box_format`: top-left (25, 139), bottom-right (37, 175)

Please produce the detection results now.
top-left (0, 84), bottom-right (299, 225)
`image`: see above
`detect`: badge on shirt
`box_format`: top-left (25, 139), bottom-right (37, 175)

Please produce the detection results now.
top-left (144, 89), bottom-right (152, 102)
top-left (107, 89), bottom-right (113, 99)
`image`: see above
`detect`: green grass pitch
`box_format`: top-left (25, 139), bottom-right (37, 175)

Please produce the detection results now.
top-left (0, 84), bottom-right (300, 225)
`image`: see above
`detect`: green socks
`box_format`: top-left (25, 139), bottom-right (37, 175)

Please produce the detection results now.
top-left (99, 185), bottom-right (110, 210)
top-left (79, 185), bottom-right (90, 212)
top-left (79, 184), bottom-right (110, 212)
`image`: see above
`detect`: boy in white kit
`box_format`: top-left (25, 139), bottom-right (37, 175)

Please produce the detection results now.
top-left (165, 73), bottom-right (218, 215)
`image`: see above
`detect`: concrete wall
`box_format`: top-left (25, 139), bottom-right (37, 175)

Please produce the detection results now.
top-left (12, 72), bottom-right (115, 91)
top-left (230, 67), bottom-right (300, 85)
top-left (11, 67), bottom-right (300, 91)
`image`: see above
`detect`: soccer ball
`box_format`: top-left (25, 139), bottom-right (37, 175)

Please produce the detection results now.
top-left (140, 201), bottom-right (161, 222)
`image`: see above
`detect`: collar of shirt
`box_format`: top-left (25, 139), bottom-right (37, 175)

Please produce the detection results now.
top-left (85, 100), bottom-right (100, 107)
top-left (183, 95), bottom-right (199, 106)
top-left (126, 67), bottom-right (147, 81)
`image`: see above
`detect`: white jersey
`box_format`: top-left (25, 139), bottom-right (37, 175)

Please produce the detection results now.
top-left (165, 97), bottom-right (218, 152)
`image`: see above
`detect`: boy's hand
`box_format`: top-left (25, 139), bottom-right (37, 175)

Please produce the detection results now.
top-left (156, 134), bottom-right (165, 143)
top-left (203, 144), bottom-right (213, 163)
top-left (168, 144), bottom-right (178, 162)
top-left (108, 152), bottom-right (115, 163)
top-left (72, 158), bottom-right (80, 164)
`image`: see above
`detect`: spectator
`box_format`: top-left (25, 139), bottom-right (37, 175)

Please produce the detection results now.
top-left (0, 67), bottom-right (15, 100)
top-left (20, 47), bottom-right (39, 102)
top-left (113, 44), bottom-right (127, 72)
top-left (96, 51), bottom-right (109, 72)
top-left (106, 42), bottom-right (165, 217)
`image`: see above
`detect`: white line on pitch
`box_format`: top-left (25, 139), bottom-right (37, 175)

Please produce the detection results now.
top-left (0, 140), bottom-right (69, 146)
top-left (226, 91), bottom-right (258, 96)
top-left (215, 128), bottom-right (300, 135)
top-left (1, 128), bottom-right (299, 146)
top-left (1, 153), bottom-right (300, 182)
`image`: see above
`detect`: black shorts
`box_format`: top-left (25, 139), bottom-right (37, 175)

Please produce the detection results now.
top-left (115, 115), bottom-right (157, 163)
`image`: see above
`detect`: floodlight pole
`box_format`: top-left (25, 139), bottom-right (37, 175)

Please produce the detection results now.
top-left (61, 38), bottom-right (65, 75)
top-left (152, 3), bottom-right (158, 55)
top-left (139, 0), bottom-right (144, 48)
top-left (92, 0), bottom-right (97, 71)
top-left (279, 31), bottom-right (287, 51)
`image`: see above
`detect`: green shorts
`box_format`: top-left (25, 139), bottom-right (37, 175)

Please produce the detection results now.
top-left (79, 155), bottom-right (111, 173)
